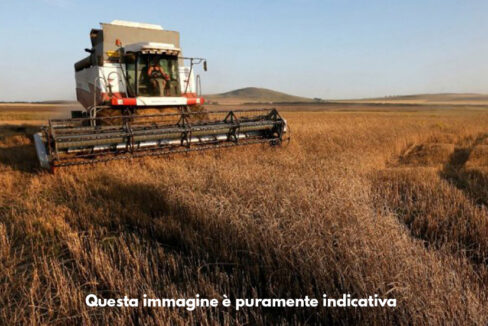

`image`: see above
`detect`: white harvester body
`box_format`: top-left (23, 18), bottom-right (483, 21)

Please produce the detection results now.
top-left (34, 20), bottom-right (288, 170)
top-left (74, 21), bottom-right (201, 110)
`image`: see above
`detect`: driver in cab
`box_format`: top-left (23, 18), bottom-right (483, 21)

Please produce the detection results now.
top-left (143, 57), bottom-right (170, 96)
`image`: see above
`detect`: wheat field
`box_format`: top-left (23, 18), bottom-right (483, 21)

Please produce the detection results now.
top-left (1, 106), bottom-right (488, 324)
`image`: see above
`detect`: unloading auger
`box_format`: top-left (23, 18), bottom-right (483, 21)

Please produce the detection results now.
top-left (34, 20), bottom-right (288, 170)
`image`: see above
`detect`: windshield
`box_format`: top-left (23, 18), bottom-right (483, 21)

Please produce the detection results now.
top-left (126, 54), bottom-right (181, 97)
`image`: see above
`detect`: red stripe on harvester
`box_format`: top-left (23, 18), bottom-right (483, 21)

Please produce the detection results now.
top-left (186, 97), bottom-right (205, 105)
top-left (111, 97), bottom-right (137, 106)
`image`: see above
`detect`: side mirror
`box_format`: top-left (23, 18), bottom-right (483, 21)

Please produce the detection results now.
top-left (85, 48), bottom-right (94, 54)
top-left (203, 60), bottom-right (207, 71)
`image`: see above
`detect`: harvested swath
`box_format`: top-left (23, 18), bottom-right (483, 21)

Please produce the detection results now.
top-left (399, 143), bottom-right (454, 166)
top-left (371, 167), bottom-right (488, 264)
top-left (466, 145), bottom-right (488, 168)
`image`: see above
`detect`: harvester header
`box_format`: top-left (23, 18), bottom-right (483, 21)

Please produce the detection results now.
top-left (34, 20), bottom-right (288, 170)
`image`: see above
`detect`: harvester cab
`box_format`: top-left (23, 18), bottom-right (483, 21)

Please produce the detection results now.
top-left (73, 20), bottom-right (206, 114)
top-left (33, 20), bottom-right (288, 170)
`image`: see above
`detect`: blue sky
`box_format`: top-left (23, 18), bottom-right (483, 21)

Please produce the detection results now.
top-left (0, 0), bottom-right (487, 101)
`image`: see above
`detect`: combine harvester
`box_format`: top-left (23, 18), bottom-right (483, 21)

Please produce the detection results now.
top-left (34, 20), bottom-right (288, 170)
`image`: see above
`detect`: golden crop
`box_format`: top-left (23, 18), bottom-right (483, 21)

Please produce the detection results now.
top-left (1, 107), bottom-right (488, 324)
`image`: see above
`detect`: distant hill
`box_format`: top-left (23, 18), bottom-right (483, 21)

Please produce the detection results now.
top-left (0, 100), bottom-right (78, 105)
top-left (36, 100), bottom-right (79, 105)
top-left (345, 93), bottom-right (488, 105)
top-left (205, 87), bottom-right (311, 104)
